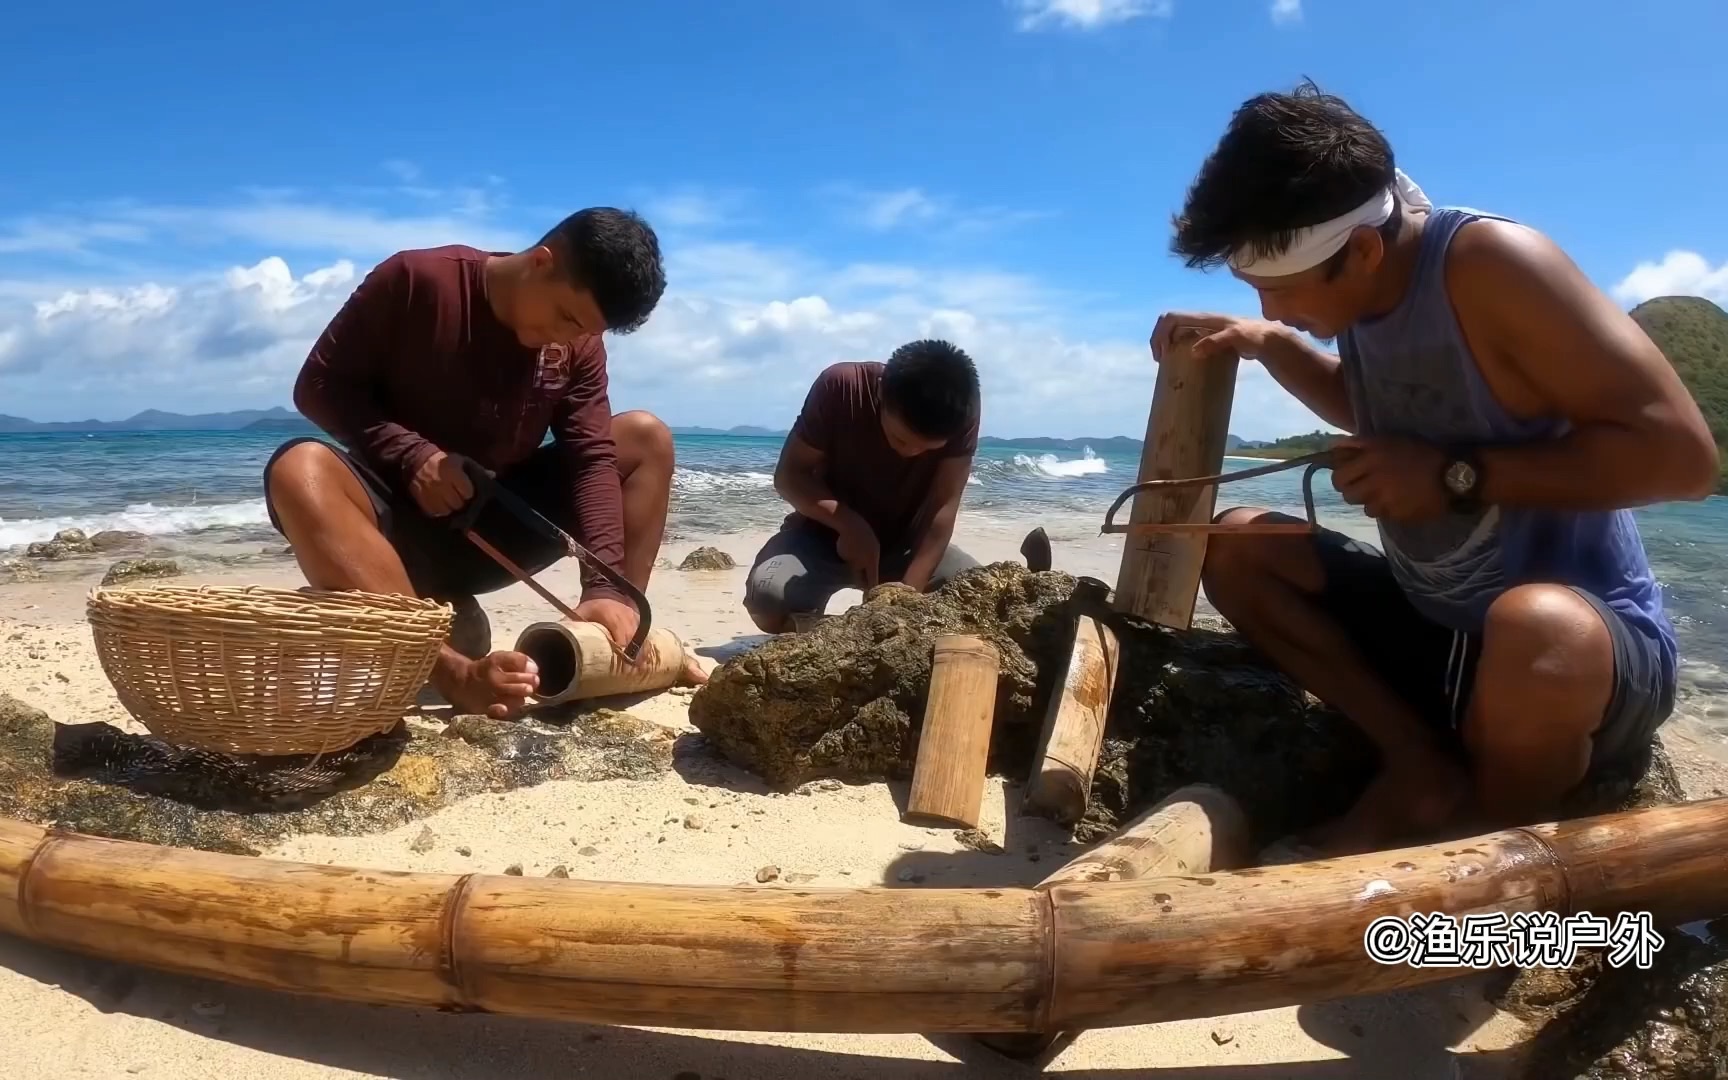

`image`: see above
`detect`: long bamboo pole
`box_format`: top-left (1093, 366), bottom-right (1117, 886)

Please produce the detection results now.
top-left (1, 799), bottom-right (1725, 1032)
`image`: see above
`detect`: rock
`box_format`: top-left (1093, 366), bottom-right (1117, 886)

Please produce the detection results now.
top-left (577, 845), bottom-right (599, 856)
top-left (785, 872), bottom-right (816, 884)
top-left (408, 825), bottom-right (437, 853)
top-left (678, 546), bottom-right (736, 571)
top-left (503, 863), bottom-right (523, 876)
top-left (28, 529), bottom-right (97, 561)
top-left (100, 558), bottom-right (182, 587)
top-left (455, 845), bottom-right (472, 857)
top-left (546, 865), bottom-right (570, 878)
top-left (755, 864), bottom-right (780, 883)
top-left (688, 563), bottom-right (1378, 844)
top-left (683, 814), bottom-right (705, 830)
top-left (88, 530), bottom-right (147, 552)
top-left (0, 558), bottom-right (41, 583)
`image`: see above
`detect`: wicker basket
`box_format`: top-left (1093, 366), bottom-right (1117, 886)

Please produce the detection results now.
top-left (87, 584), bottom-right (454, 756)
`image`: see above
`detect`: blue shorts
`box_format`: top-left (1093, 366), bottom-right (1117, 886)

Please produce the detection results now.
top-left (1309, 525), bottom-right (1675, 773)
top-left (743, 522), bottom-right (979, 621)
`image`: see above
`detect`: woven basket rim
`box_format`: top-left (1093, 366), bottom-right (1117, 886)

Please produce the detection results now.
top-left (88, 582), bottom-right (451, 607)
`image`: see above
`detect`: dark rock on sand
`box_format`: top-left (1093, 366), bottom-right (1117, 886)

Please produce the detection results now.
top-left (0, 694), bottom-right (673, 856)
top-left (88, 530), bottom-right (148, 553)
top-left (689, 562), bottom-right (1376, 844)
top-left (26, 529), bottom-right (96, 561)
top-left (100, 558), bottom-right (182, 586)
top-left (0, 557), bottom-right (41, 583)
top-left (678, 546), bottom-right (737, 571)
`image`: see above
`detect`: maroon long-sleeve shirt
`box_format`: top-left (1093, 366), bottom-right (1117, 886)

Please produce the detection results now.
top-left (292, 245), bottom-right (627, 605)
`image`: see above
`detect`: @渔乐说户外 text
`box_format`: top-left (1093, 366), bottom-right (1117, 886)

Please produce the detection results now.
top-left (1364, 910), bottom-right (1665, 969)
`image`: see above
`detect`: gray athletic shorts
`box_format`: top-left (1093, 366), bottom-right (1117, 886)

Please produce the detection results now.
top-left (744, 524), bottom-right (980, 621)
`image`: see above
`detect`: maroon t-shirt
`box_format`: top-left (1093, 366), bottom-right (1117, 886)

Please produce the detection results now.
top-left (788, 361), bottom-right (979, 548)
top-left (292, 245), bottom-right (626, 603)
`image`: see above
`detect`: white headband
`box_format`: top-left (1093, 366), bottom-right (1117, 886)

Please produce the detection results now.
top-left (1226, 169), bottom-right (1433, 277)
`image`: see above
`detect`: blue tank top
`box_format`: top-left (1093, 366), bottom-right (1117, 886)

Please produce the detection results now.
top-left (1338, 206), bottom-right (1677, 684)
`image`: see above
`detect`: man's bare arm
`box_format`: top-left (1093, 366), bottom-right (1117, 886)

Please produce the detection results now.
top-left (898, 455), bottom-right (972, 591)
top-left (1258, 328), bottom-right (1357, 433)
top-left (773, 433), bottom-right (860, 532)
top-left (1450, 221), bottom-right (1719, 509)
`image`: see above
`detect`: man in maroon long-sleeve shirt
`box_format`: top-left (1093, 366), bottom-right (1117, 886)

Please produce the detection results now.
top-left (263, 207), bottom-right (695, 718)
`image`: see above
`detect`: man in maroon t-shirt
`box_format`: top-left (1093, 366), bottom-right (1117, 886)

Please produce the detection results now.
top-left (744, 340), bottom-right (983, 633)
top-left (263, 207), bottom-right (697, 719)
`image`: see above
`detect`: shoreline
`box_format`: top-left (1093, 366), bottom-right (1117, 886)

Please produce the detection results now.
top-left (2, 519), bottom-right (1726, 1078)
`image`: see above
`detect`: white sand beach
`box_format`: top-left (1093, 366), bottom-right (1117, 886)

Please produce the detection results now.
top-left (3, 519), bottom-right (1726, 1080)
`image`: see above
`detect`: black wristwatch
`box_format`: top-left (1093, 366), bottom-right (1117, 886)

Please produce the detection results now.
top-left (1441, 447), bottom-right (1484, 512)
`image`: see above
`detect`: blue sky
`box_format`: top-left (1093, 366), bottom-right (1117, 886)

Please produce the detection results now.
top-left (2, 0), bottom-right (1725, 439)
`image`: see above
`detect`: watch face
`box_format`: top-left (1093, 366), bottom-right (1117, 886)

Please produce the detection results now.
top-left (1445, 461), bottom-right (1477, 495)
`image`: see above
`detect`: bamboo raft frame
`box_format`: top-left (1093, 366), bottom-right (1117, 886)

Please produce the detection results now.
top-left (4, 797), bottom-right (1727, 1032)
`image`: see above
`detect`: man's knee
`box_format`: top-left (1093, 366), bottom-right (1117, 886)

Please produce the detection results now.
top-left (265, 441), bottom-right (349, 507)
top-left (612, 410), bottom-right (675, 476)
top-left (1466, 584), bottom-right (1615, 749)
top-left (1200, 506), bottom-right (1314, 595)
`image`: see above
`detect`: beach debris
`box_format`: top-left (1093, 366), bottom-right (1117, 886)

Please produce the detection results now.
top-left (955, 829), bottom-right (1004, 855)
top-left (683, 813), bottom-right (705, 830)
top-left (678, 546), bottom-right (737, 571)
top-left (455, 845), bottom-right (472, 857)
top-left (1210, 1029), bottom-right (1234, 1046)
top-left (408, 825), bottom-right (437, 854)
top-left (755, 865), bottom-right (780, 883)
top-left (546, 865), bottom-right (570, 878)
top-left (577, 845), bottom-right (599, 856)
top-left (99, 558), bottom-right (182, 587)
top-left (503, 863), bottom-right (524, 876)
top-left (25, 529), bottom-right (96, 560)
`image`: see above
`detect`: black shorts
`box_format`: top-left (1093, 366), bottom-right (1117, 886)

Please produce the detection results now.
top-left (743, 522), bottom-right (980, 621)
top-left (263, 437), bottom-right (574, 600)
top-left (1310, 526), bottom-right (1675, 772)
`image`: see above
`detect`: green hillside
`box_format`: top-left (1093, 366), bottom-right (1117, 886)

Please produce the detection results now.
top-left (1629, 295), bottom-right (1728, 492)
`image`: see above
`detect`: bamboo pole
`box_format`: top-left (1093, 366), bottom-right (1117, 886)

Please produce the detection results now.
top-left (904, 635), bottom-right (1000, 829)
top-left (1023, 611), bottom-right (1120, 825)
top-left (0, 797), bottom-right (1724, 1033)
top-left (1113, 327), bottom-right (1239, 629)
top-left (976, 784), bottom-right (1251, 1057)
top-left (513, 621), bottom-right (691, 705)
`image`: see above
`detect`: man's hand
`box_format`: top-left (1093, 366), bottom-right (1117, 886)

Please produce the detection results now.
top-left (574, 597), bottom-right (640, 655)
top-left (1150, 312), bottom-right (1291, 364)
top-left (409, 450), bottom-right (477, 517)
top-left (834, 512), bottom-right (881, 590)
top-left (1330, 435), bottom-right (1451, 522)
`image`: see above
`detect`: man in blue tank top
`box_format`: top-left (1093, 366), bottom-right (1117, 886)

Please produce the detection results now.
top-left (1153, 82), bottom-right (1717, 857)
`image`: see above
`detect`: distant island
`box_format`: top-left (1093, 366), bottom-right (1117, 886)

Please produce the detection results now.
top-left (0, 408), bottom-right (1264, 451)
top-left (1629, 295), bottom-right (1728, 493)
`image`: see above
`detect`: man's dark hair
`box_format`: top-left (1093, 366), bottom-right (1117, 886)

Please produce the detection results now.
top-left (1172, 79), bottom-right (1402, 278)
top-left (539, 207), bottom-right (666, 334)
top-left (881, 339), bottom-right (980, 439)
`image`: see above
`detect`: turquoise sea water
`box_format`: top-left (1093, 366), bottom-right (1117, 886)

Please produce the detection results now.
top-left (4, 429), bottom-right (1727, 713)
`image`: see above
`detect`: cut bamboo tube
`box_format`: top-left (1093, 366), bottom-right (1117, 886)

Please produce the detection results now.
top-left (1, 798), bottom-right (1726, 1033)
top-left (975, 784), bottom-right (1250, 1057)
top-left (1114, 327), bottom-right (1239, 629)
top-left (514, 621), bottom-right (690, 705)
top-left (904, 635), bottom-right (1000, 829)
top-left (1024, 611), bottom-right (1119, 825)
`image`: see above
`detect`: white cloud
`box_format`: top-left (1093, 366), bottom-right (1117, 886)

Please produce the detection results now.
top-left (820, 184), bottom-right (1050, 236)
top-left (1010, 0), bottom-right (1172, 31)
top-left (1270, 0), bottom-right (1302, 24)
top-left (1613, 250), bottom-right (1728, 305)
